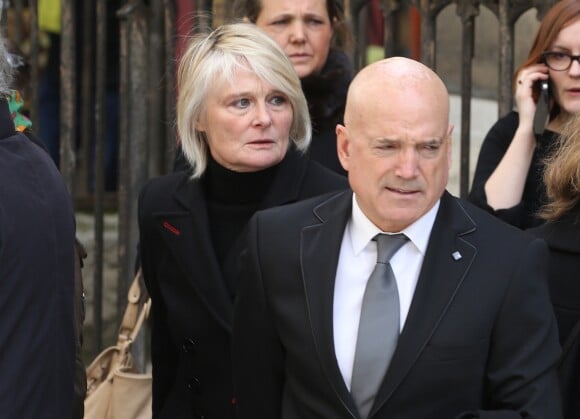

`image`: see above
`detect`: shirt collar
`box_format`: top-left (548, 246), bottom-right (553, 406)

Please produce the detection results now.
top-left (349, 194), bottom-right (440, 256)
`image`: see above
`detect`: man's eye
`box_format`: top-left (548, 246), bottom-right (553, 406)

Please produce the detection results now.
top-left (422, 143), bottom-right (440, 151)
top-left (377, 143), bottom-right (396, 151)
top-left (418, 143), bottom-right (441, 157)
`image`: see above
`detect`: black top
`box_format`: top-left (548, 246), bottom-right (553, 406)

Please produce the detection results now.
top-left (528, 207), bottom-right (580, 346)
top-left (301, 50), bottom-right (352, 176)
top-left (203, 156), bottom-right (278, 280)
top-left (528, 206), bottom-right (580, 419)
top-left (469, 110), bottom-right (558, 229)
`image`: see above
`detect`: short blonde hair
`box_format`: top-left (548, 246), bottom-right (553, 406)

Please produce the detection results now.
top-left (177, 22), bottom-right (312, 178)
top-left (540, 114), bottom-right (580, 221)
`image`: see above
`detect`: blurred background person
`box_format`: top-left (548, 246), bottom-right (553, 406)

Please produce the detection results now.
top-left (0, 33), bottom-right (77, 418)
top-left (469, 0), bottom-right (580, 229)
top-left (138, 22), bottom-right (347, 419)
top-left (238, 0), bottom-right (353, 175)
top-left (529, 114), bottom-right (580, 419)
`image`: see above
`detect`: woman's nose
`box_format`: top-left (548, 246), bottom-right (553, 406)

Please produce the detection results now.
top-left (252, 103), bottom-right (272, 127)
top-left (289, 21), bottom-right (306, 43)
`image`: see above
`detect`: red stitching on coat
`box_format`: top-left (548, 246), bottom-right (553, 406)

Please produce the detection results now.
top-left (162, 221), bottom-right (181, 236)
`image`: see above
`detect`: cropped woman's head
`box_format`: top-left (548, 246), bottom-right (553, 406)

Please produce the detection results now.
top-left (177, 23), bottom-right (311, 178)
top-left (515, 0), bottom-right (580, 117)
top-left (233, 0), bottom-right (350, 78)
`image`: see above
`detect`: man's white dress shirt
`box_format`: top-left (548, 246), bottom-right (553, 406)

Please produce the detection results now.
top-left (333, 194), bottom-right (439, 389)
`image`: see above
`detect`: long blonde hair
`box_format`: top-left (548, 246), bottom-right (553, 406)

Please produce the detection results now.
top-left (540, 114), bottom-right (580, 221)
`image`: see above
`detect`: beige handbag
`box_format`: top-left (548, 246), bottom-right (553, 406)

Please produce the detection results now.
top-left (84, 269), bottom-right (152, 419)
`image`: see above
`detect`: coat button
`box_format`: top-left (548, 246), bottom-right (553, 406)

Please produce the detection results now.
top-left (182, 338), bottom-right (198, 353)
top-left (187, 377), bottom-right (202, 394)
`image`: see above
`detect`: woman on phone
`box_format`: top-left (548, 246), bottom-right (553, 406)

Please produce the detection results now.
top-left (469, 0), bottom-right (580, 229)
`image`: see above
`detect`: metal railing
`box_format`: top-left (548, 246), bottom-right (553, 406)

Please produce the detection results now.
top-left (2, 0), bottom-right (556, 356)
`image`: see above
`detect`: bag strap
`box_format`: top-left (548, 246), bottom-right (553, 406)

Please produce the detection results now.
top-left (117, 268), bottom-right (151, 347)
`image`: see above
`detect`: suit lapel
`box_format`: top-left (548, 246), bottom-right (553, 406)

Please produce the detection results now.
top-left (153, 178), bottom-right (234, 332)
top-left (371, 192), bottom-right (478, 415)
top-left (301, 191), bottom-right (360, 417)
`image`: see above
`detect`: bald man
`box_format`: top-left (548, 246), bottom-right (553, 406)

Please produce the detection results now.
top-left (233, 58), bottom-right (562, 419)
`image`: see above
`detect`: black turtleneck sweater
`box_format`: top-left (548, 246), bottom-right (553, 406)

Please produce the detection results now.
top-left (202, 156), bottom-right (279, 270)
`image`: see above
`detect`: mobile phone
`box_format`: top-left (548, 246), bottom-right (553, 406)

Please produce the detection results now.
top-left (533, 80), bottom-right (550, 136)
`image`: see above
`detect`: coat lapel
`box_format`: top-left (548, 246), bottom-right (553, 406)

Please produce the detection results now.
top-left (371, 192), bottom-right (478, 415)
top-left (153, 177), bottom-right (234, 332)
top-left (301, 191), bottom-right (360, 417)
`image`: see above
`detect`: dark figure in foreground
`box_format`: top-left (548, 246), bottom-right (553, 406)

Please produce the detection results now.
top-left (0, 35), bottom-right (77, 418)
top-left (233, 57), bottom-right (562, 419)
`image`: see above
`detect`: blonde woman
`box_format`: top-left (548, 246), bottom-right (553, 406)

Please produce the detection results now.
top-left (138, 23), bottom-right (346, 419)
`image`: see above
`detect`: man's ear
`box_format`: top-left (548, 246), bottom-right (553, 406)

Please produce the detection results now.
top-left (336, 124), bottom-right (350, 172)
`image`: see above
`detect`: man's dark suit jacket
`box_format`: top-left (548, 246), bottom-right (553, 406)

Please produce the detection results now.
top-left (138, 150), bottom-right (347, 419)
top-left (233, 190), bottom-right (562, 419)
top-left (0, 99), bottom-right (76, 418)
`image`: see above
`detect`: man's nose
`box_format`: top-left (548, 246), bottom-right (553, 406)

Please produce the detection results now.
top-left (395, 149), bottom-right (419, 178)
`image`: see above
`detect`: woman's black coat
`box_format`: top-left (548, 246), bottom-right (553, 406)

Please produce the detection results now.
top-left (529, 209), bottom-right (580, 419)
top-left (138, 150), bottom-right (347, 419)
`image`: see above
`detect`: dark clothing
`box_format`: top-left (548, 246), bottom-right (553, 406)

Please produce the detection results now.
top-left (173, 51), bottom-right (353, 176)
top-left (233, 190), bottom-right (562, 419)
top-left (203, 156), bottom-right (279, 276)
top-left (469, 111), bottom-right (558, 229)
top-left (529, 208), bottom-right (580, 419)
top-left (301, 50), bottom-right (352, 176)
top-left (0, 98), bottom-right (76, 418)
top-left (138, 148), bottom-right (347, 419)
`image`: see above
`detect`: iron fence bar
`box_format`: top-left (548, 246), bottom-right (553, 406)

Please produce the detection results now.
top-left (117, 0), bottom-right (149, 327)
top-left (457, 0), bottom-right (478, 198)
top-left (60, 0), bottom-right (77, 196)
top-left (148, 0), bottom-right (165, 177)
top-left (94, 0), bottom-right (107, 355)
top-left (163, 0), bottom-right (176, 172)
top-left (28, 0), bottom-right (39, 130)
top-left (79, 1), bottom-right (96, 199)
top-left (381, 0), bottom-right (401, 59)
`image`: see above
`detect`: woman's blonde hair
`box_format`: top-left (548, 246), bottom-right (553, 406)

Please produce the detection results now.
top-left (177, 22), bottom-right (311, 178)
top-left (540, 114), bottom-right (580, 221)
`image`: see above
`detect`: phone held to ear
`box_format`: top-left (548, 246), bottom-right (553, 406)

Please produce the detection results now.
top-left (533, 80), bottom-right (550, 136)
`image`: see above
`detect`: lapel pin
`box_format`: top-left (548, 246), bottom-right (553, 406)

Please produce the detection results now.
top-left (452, 251), bottom-right (462, 261)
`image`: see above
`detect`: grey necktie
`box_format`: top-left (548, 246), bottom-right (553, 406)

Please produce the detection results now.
top-left (350, 233), bottom-right (408, 419)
